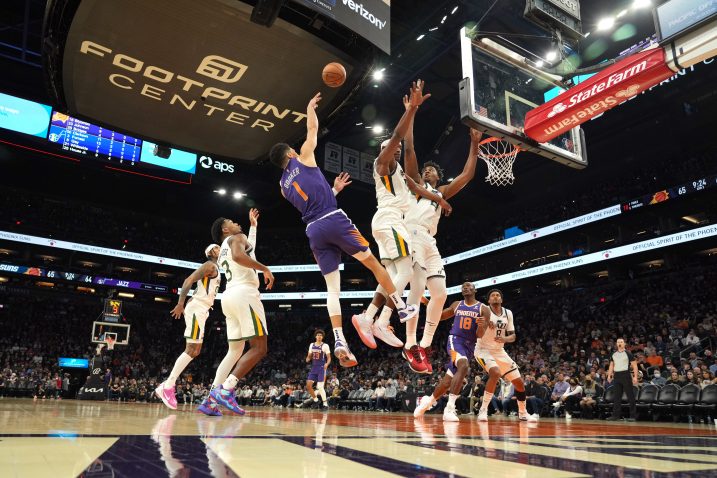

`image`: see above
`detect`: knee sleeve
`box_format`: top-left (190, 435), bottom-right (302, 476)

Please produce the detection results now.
top-left (407, 263), bottom-right (427, 305)
top-left (324, 270), bottom-right (342, 316)
top-left (392, 257), bottom-right (413, 293)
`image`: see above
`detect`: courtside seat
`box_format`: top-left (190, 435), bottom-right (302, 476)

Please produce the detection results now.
top-left (598, 385), bottom-right (619, 418)
top-left (652, 384), bottom-right (680, 420)
top-left (673, 384), bottom-right (701, 421)
top-left (636, 384), bottom-right (659, 418)
top-left (620, 385), bottom-right (640, 416)
top-left (694, 384), bottom-right (717, 421)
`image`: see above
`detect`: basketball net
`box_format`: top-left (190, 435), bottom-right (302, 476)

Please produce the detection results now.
top-left (478, 137), bottom-right (520, 187)
top-left (105, 336), bottom-right (116, 351)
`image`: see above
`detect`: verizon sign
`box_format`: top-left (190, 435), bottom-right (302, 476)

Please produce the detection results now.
top-left (524, 48), bottom-right (675, 143)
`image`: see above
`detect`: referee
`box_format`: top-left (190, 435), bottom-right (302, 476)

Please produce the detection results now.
top-left (606, 338), bottom-right (638, 421)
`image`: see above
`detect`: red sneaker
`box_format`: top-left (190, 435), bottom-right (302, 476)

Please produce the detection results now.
top-left (402, 345), bottom-right (429, 374)
top-left (417, 346), bottom-right (433, 374)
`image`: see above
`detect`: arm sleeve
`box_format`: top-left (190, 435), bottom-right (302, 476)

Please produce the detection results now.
top-left (507, 309), bottom-right (515, 332)
top-left (308, 344), bottom-right (314, 355)
top-left (247, 226), bottom-right (257, 259)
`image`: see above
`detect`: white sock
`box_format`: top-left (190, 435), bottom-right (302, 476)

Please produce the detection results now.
top-left (333, 327), bottom-right (347, 344)
top-left (222, 374), bottom-right (239, 391)
top-left (388, 291), bottom-right (406, 310)
top-left (376, 306), bottom-right (393, 326)
top-left (313, 397), bottom-right (319, 402)
top-left (318, 386), bottom-right (327, 403)
top-left (480, 391), bottom-right (493, 412)
top-left (213, 342), bottom-right (245, 387)
top-left (518, 400), bottom-right (527, 414)
top-left (420, 300), bottom-right (441, 348)
top-left (365, 303), bottom-right (380, 321)
top-left (448, 393), bottom-right (458, 407)
top-left (166, 352), bottom-right (193, 387)
top-left (405, 315), bottom-right (418, 348)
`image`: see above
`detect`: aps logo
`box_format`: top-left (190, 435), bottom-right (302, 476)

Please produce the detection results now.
top-left (200, 156), bottom-right (235, 174)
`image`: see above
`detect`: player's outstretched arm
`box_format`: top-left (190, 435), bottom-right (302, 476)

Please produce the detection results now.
top-left (247, 208), bottom-right (259, 257)
top-left (439, 301), bottom-right (460, 321)
top-left (324, 344), bottom-right (332, 368)
top-left (171, 262), bottom-right (215, 319)
top-left (406, 176), bottom-right (452, 216)
top-left (477, 303), bottom-right (491, 338)
top-left (439, 128), bottom-right (482, 200)
top-left (299, 92), bottom-right (322, 167)
top-left (376, 80), bottom-right (430, 176)
top-left (228, 234), bottom-right (275, 290)
top-left (401, 91), bottom-right (421, 184)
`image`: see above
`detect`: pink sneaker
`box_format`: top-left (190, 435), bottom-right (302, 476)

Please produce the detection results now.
top-left (351, 312), bottom-right (377, 349)
top-left (155, 382), bottom-right (178, 410)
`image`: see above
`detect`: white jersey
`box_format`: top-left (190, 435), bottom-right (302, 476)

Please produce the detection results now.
top-left (478, 307), bottom-right (515, 351)
top-left (373, 159), bottom-right (411, 213)
top-left (404, 182), bottom-right (442, 236)
top-left (219, 235), bottom-right (260, 290)
top-left (189, 263), bottom-right (220, 307)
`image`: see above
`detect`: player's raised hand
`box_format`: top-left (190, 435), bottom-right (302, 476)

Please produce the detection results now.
top-left (262, 267), bottom-right (275, 290)
top-left (409, 79), bottom-right (431, 108)
top-left (469, 128), bottom-right (483, 144)
top-left (438, 198), bottom-right (452, 216)
top-left (333, 172), bottom-right (352, 193)
top-left (170, 303), bottom-right (184, 320)
top-left (249, 208), bottom-right (260, 227)
top-left (403, 94), bottom-right (410, 111)
top-left (308, 92), bottom-right (322, 110)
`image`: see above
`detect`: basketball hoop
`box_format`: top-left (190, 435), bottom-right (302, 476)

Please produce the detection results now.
top-left (105, 336), bottom-right (116, 351)
top-left (478, 137), bottom-right (520, 187)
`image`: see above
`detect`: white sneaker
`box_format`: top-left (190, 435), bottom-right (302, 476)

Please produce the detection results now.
top-left (351, 313), bottom-right (377, 349)
top-left (519, 413), bottom-right (538, 422)
top-left (443, 404), bottom-right (459, 422)
top-left (413, 395), bottom-right (436, 418)
top-left (371, 320), bottom-right (404, 348)
top-left (477, 410), bottom-right (488, 422)
top-left (398, 304), bottom-right (419, 323)
top-left (565, 412), bottom-right (572, 419)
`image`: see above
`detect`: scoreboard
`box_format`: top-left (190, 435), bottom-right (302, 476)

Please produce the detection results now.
top-left (621, 174), bottom-right (717, 212)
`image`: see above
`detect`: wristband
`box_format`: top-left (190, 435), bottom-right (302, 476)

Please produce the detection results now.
top-left (332, 187), bottom-right (339, 196)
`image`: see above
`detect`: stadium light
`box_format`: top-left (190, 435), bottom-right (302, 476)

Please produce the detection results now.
top-left (545, 50), bottom-right (558, 61)
top-left (597, 17), bottom-right (615, 31)
top-left (535, 60), bottom-right (545, 68)
top-left (372, 125), bottom-right (384, 134)
top-left (616, 9), bottom-right (628, 18)
top-left (416, 34), bottom-right (425, 41)
top-left (451, 6), bottom-right (458, 14)
top-left (372, 70), bottom-right (384, 81)
top-left (216, 189), bottom-right (226, 195)
top-left (441, 15), bottom-right (447, 24)
top-left (632, 0), bottom-right (651, 8)
top-left (233, 192), bottom-right (244, 200)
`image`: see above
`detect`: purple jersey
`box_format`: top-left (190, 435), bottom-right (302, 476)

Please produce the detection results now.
top-left (280, 157), bottom-right (337, 224)
top-left (310, 343), bottom-right (328, 369)
top-left (448, 300), bottom-right (484, 342)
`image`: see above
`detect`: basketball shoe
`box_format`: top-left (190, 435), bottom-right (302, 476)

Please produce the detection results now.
top-left (402, 345), bottom-right (428, 373)
top-left (197, 395), bottom-right (223, 417)
top-left (334, 340), bottom-right (358, 367)
top-left (443, 403), bottom-right (459, 422)
top-left (372, 320), bottom-right (404, 348)
top-left (398, 304), bottom-right (419, 323)
top-left (413, 395), bottom-right (437, 418)
top-left (210, 385), bottom-right (245, 415)
top-left (519, 412), bottom-right (539, 422)
top-left (351, 312), bottom-right (377, 349)
top-left (155, 382), bottom-right (178, 410)
top-left (477, 409), bottom-right (489, 422)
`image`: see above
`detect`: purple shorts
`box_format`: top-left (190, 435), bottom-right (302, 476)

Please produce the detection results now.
top-left (445, 335), bottom-right (475, 375)
top-left (307, 368), bottom-right (326, 383)
top-left (306, 210), bottom-right (370, 275)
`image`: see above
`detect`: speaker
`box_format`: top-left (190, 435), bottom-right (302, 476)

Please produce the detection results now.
top-left (152, 144), bottom-right (172, 159)
top-left (250, 0), bottom-right (285, 27)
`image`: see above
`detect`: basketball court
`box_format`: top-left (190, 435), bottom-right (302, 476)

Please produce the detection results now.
top-left (1, 399), bottom-right (716, 477)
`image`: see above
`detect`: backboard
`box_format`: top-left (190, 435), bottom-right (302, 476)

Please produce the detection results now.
top-left (91, 321), bottom-right (130, 345)
top-left (459, 27), bottom-right (588, 169)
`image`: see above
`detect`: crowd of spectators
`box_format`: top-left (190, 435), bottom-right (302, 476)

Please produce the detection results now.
top-left (1, 262), bottom-right (715, 422)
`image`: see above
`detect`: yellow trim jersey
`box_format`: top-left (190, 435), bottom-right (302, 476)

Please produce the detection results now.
top-left (404, 182), bottom-right (443, 236)
top-left (219, 235), bottom-right (260, 290)
top-left (190, 263), bottom-right (220, 308)
top-left (372, 159), bottom-right (410, 214)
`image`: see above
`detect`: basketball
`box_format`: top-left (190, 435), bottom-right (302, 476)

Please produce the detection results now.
top-left (322, 62), bottom-right (346, 88)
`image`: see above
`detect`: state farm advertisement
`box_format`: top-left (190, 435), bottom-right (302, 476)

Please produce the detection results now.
top-left (524, 48), bottom-right (675, 143)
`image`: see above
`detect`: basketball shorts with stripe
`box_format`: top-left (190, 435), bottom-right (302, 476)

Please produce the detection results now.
top-left (221, 286), bottom-right (268, 341)
top-left (474, 347), bottom-right (521, 382)
top-left (371, 209), bottom-right (411, 264)
top-left (183, 300), bottom-right (210, 343)
top-left (409, 226), bottom-right (445, 278)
